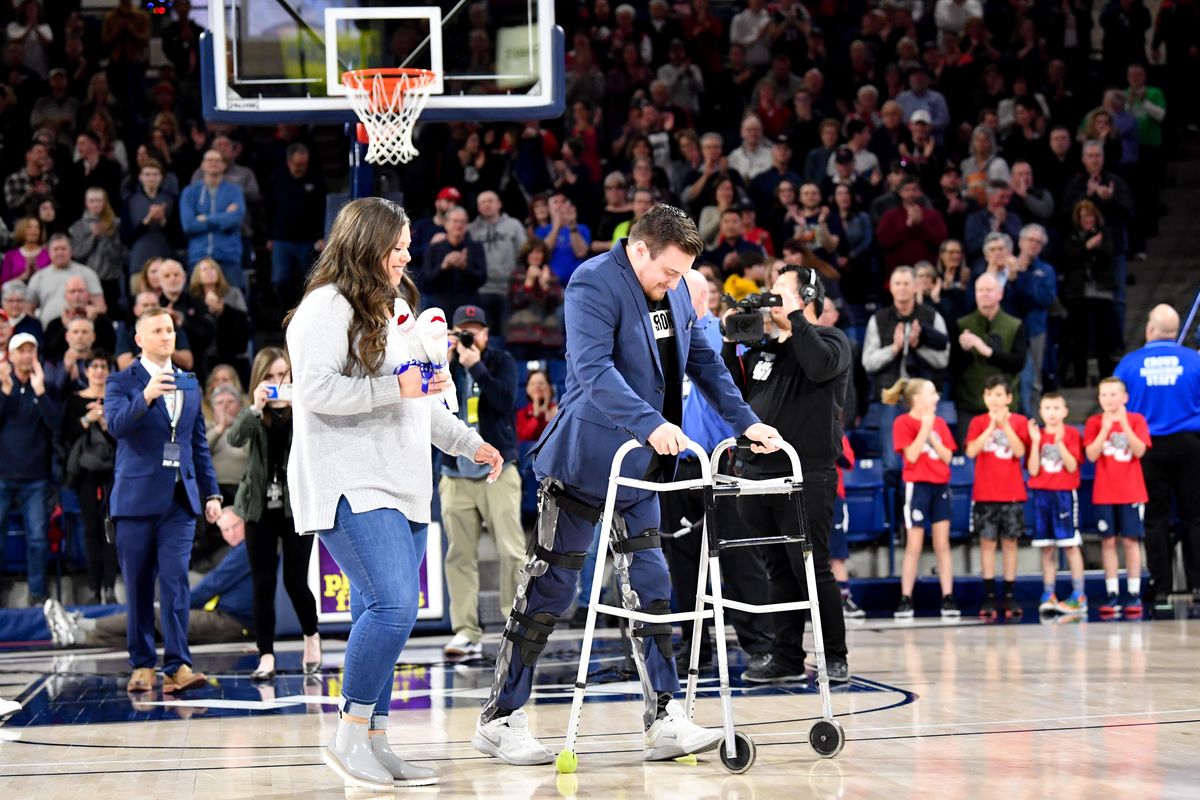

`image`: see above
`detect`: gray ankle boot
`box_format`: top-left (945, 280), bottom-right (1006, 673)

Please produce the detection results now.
top-left (370, 735), bottom-right (439, 787)
top-left (323, 716), bottom-right (393, 789)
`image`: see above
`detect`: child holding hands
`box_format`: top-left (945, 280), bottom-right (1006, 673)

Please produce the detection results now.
top-left (886, 378), bottom-right (958, 619)
top-left (1084, 377), bottom-right (1151, 619)
top-left (1028, 392), bottom-right (1086, 615)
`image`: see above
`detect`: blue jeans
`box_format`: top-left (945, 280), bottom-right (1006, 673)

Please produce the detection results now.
top-left (0, 479), bottom-right (50, 598)
top-left (270, 240), bottom-right (317, 306)
top-left (317, 497), bottom-right (427, 728)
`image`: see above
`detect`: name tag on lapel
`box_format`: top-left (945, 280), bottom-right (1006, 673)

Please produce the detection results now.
top-left (649, 308), bottom-right (675, 340)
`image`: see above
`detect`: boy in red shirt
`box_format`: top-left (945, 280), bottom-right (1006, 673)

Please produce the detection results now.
top-left (831, 434), bottom-right (863, 617)
top-left (887, 378), bottom-right (958, 619)
top-left (1028, 392), bottom-right (1086, 615)
top-left (964, 376), bottom-right (1030, 619)
top-left (1084, 377), bottom-right (1151, 619)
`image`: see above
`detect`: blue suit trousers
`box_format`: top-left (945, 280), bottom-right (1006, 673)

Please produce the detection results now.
top-left (115, 484), bottom-right (197, 673)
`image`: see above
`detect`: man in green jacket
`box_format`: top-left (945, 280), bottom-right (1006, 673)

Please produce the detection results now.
top-left (953, 272), bottom-right (1028, 441)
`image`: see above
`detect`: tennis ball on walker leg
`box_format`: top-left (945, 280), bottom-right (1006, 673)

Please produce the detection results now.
top-left (556, 749), bottom-right (578, 774)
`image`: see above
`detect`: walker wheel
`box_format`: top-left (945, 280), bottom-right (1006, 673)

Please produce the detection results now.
top-left (808, 719), bottom-right (845, 758)
top-left (719, 731), bottom-right (756, 774)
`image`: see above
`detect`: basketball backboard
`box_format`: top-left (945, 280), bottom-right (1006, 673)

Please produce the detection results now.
top-left (200, 0), bottom-right (564, 124)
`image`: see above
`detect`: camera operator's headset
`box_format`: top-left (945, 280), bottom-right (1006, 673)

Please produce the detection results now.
top-left (795, 266), bottom-right (825, 316)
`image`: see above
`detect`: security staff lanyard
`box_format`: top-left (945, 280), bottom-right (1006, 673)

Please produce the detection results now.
top-left (161, 383), bottom-right (184, 469)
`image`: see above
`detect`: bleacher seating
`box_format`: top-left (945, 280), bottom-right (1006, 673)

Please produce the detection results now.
top-left (843, 458), bottom-right (888, 544)
top-left (949, 456), bottom-right (974, 540)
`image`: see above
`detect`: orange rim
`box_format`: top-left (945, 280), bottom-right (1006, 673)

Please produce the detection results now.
top-left (342, 68), bottom-right (437, 114)
top-left (342, 68), bottom-right (437, 94)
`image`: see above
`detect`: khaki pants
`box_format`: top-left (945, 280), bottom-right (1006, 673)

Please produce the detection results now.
top-left (440, 464), bottom-right (526, 642)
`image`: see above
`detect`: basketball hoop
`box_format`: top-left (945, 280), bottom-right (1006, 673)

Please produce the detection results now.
top-left (342, 68), bottom-right (438, 165)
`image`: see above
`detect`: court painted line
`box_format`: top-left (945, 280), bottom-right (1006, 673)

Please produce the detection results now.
top-left (846, 705), bottom-right (1200, 734)
top-left (8, 719), bottom-right (1200, 779)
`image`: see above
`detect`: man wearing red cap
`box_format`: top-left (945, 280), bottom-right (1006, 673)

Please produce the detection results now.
top-left (412, 186), bottom-right (462, 265)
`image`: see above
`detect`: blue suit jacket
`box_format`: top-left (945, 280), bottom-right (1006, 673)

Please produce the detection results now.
top-left (532, 241), bottom-right (758, 496)
top-left (105, 362), bottom-right (220, 518)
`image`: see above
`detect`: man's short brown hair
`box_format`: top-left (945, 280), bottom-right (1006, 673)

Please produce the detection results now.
top-left (628, 204), bottom-right (704, 259)
top-left (135, 306), bottom-right (173, 331)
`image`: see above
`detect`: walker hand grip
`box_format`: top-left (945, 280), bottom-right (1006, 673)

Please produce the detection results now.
top-left (734, 436), bottom-right (755, 449)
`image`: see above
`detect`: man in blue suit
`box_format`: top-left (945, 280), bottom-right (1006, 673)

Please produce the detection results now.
top-left (474, 205), bottom-right (782, 765)
top-left (105, 307), bottom-right (222, 694)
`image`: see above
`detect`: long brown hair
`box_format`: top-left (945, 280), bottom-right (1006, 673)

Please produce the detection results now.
top-left (189, 257), bottom-right (232, 299)
top-left (84, 187), bottom-right (117, 236)
top-left (283, 197), bottom-right (418, 375)
top-left (249, 346), bottom-right (290, 392)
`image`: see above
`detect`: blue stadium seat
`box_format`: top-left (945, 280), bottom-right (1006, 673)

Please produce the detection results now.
top-left (861, 402), bottom-right (884, 432)
top-left (949, 456), bottom-right (974, 538)
top-left (846, 427), bottom-right (880, 459)
top-left (937, 400), bottom-right (958, 428)
top-left (1076, 480), bottom-right (1098, 533)
top-left (843, 459), bottom-right (888, 543)
top-left (3, 513), bottom-right (26, 574)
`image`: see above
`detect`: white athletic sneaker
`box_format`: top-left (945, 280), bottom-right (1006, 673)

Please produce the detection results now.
top-left (0, 697), bottom-right (20, 716)
top-left (643, 700), bottom-right (725, 761)
top-left (43, 598), bottom-right (75, 647)
top-left (472, 709), bottom-right (554, 766)
top-left (443, 633), bottom-right (482, 658)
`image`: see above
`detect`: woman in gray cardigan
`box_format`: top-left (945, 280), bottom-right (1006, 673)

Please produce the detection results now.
top-left (286, 197), bottom-right (502, 790)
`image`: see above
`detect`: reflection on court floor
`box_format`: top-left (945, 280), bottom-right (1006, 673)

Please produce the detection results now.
top-left (1, 621), bottom-right (1197, 798)
top-left (2, 634), bottom-right (899, 729)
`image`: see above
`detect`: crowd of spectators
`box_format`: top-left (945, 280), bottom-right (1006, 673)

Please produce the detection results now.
top-left (0, 0), bottom-right (1197, 609)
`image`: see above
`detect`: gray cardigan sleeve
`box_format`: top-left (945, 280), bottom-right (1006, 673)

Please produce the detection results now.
top-left (286, 289), bottom-right (404, 416)
top-left (430, 401), bottom-right (485, 459)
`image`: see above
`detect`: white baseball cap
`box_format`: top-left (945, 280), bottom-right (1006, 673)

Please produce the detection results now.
top-left (909, 109), bottom-right (932, 125)
top-left (8, 332), bottom-right (38, 352)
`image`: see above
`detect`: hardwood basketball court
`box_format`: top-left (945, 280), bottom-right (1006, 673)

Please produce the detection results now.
top-left (2, 611), bottom-right (1197, 798)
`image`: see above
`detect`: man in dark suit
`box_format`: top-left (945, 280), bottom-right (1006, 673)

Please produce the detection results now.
top-left (473, 205), bottom-right (782, 766)
top-left (105, 307), bottom-right (222, 694)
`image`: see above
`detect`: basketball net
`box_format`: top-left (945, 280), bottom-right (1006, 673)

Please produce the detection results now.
top-left (342, 68), bottom-right (437, 165)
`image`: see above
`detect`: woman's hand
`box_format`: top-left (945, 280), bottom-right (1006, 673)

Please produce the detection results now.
top-left (398, 368), bottom-right (449, 398)
top-left (473, 442), bottom-right (504, 482)
top-left (252, 381), bottom-right (270, 412)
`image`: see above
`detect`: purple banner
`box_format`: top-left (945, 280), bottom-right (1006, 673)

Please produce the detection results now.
top-left (316, 539), bottom-right (429, 616)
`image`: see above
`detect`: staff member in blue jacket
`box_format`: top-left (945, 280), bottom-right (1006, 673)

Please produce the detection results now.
top-left (106, 306), bottom-right (222, 694)
top-left (473, 204), bottom-right (782, 766)
top-left (1114, 304), bottom-right (1200, 609)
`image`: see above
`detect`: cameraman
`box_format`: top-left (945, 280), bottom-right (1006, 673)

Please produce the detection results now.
top-left (722, 266), bottom-right (853, 683)
top-left (439, 305), bottom-right (524, 659)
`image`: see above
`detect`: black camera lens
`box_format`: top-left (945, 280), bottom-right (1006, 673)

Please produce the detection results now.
top-left (456, 330), bottom-right (475, 349)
